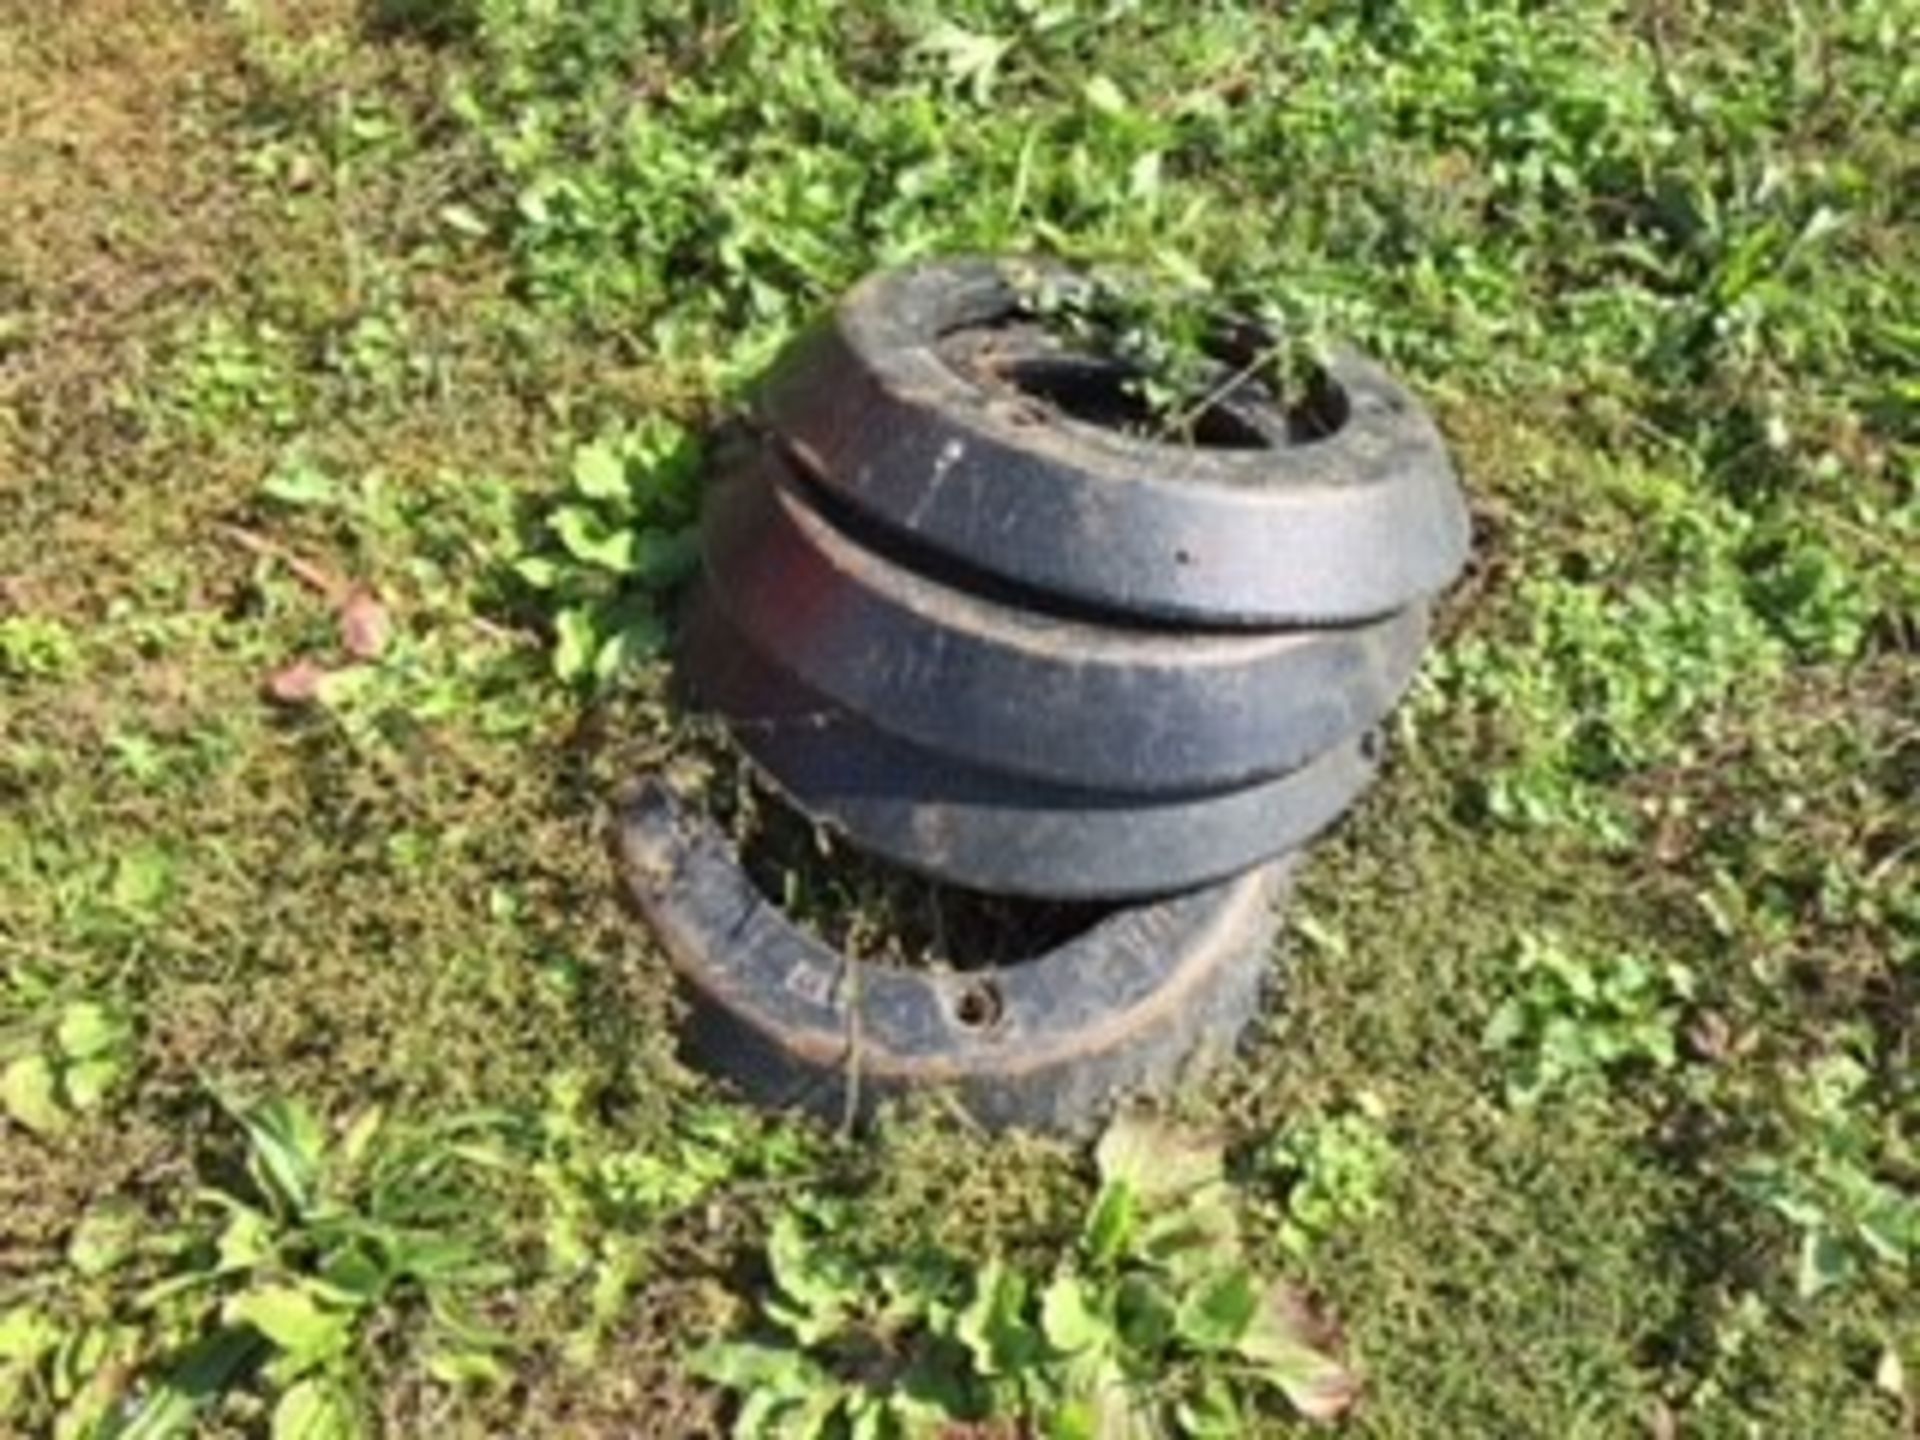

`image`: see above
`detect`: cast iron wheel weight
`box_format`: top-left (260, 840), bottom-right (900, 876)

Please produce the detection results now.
top-left (622, 256), bottom-right (1469, 1133)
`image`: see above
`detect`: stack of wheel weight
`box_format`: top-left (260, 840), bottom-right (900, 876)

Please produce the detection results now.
top-left (620, 257), bottom-right (1469, 1133)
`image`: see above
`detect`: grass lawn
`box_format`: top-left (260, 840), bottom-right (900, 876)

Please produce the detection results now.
top-left (1, 1), bottom-right (1914, 1435)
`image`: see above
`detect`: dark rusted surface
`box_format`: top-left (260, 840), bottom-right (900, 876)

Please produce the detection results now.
top-left (679, 589), bottom-right (1378, 899)
top-left (700, 444), bottom-right (1428, 796)
top-left (753, 256), bottom-right (1470, 626)
top-left (617, 778), bottom-right (1294, 1133)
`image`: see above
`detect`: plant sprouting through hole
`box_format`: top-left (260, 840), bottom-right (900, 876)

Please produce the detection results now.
top-left (1002, 263), bottom-right (1330, 448)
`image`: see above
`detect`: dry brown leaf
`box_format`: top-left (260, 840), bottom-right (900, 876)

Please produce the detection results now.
top-left (339, 586), bottom-right (392, 661)
top-left (1240, 1282), bottom-right (1359, 1423)
top-left (265, 658), bottom-right (331, 705)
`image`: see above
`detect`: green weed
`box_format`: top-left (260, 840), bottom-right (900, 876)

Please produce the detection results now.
top-left (0, 617), bottom-right (80, 682)
top-left (510, 420), bottom-right (702, 689)
top-left (695, 1115), bottom-right (1355, 1437)
top-left (12, 1095), bottom-right (516, 1439)
top-left (1483, 932), bottom-right (1696, 1107)
top-left (0, 976), bottom-right (136, 1137)
top-left (1258, 1100), bottom-right (1398, 1258)
top-left (529, 1073), bottom-right (815, 1363)
top-left (164, 316), bottom-right (304, 436)
top-left (1739, 1056), bottom-right (1918, 1300)
top-left (1003, 263), bottom-right (1327, 435)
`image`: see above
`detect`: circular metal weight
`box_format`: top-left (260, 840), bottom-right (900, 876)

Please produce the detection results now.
top-left (753, 256), bottom-right (1471, 627)
top-left (700, 443), bottom-right (1428, 796)
top-left (618, 777), bottom-right (1295, 1134)
top-left (679, 589), bottom-right (1378, 900)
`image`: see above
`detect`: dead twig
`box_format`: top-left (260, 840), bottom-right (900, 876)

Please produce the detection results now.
top-left (215, 522), bottom-right (348, 603)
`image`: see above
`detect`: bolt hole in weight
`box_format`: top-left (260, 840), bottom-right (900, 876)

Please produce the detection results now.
top-left (952, 981), bottom-right (1004, 1031)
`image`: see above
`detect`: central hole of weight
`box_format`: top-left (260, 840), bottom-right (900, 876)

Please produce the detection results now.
top-left (995, 356), bottom-right (1275, 449)
top-left (937, 319), bottom-right (1353, 451)
top-left (722, 773), bottom-right (1113, 971)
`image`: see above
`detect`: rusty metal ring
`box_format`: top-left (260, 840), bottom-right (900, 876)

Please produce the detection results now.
top-left (618, 778), bottom-right (1294, 1133)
